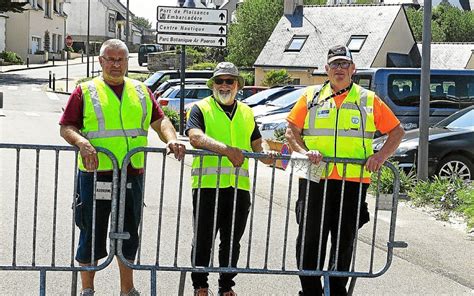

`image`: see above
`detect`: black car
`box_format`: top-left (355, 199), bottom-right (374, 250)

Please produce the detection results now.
top-left (373, 106), bottom-right (474, 180)
top-left (138, 44), bottom-right (162, 66)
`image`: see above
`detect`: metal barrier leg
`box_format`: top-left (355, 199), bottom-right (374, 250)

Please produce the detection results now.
top-left (347, 277), bottom-right (357, 296)
top-left (151, 269), bottom-right (157, 296)
top-left (323, 274), bottom-right (330, 296)
top-left (178, 271), bottom-right (186, 296)
top-left (71, 271), bottom-right (78, 296)
top-left (39, 270), bottom-right (46, 296)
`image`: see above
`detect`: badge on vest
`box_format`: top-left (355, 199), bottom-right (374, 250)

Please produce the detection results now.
top-left (351, 116), bottom-right (360, 125)
top-left (95, 181), bottom-right (112, 200)
top-left (317, 109), bottom-right (330, 118)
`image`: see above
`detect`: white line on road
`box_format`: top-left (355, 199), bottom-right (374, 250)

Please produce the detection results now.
top-left (46, 92), bottom-right (60, 101)
top-left (24, 112), bottom-right (40, 117)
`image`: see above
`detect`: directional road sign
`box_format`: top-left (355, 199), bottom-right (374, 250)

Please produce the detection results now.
top-left (157, 6), bottom-right (227, 24)
top-left (157, 22), bottom-right (227, 35)
top-left (157, 34), bottom-right (226, 47)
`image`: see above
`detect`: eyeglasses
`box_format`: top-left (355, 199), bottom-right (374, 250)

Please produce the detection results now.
top-left (329, 61), bottom-right (352, 69)
top-left (214, 78), bottom-right (236, 85)
top-left (101, 56), bottom-right (128, 65)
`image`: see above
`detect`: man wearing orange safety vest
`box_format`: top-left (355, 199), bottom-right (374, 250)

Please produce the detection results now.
top-left (285, 45), bottom-right (405, 295)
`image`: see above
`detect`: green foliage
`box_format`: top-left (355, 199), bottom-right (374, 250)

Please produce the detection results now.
top-left (369, 162), bottom-right (416, 195)
top-left (303, 0), bottom-right (326, 4)
top-left (262, 69), bottom-right (292, 87)
top-left (0, 1), bottom-right (28, 13)
top-left (162, 107), bottom-right (180, 130)
top-left (64, 46), bottom-right (74, 52)
top-left (0, 51), bottom-right (23, 64)
top-left (127, 73), bottom-right (150, 82)
top-left (241, 71), bottom-right (255, 86)
top-left (227, 0), bottom-right (284, 67)
top-left (406, 6), bottom-right (473, 42)
top-left (274, 128), bottom-right (287, 142)
top-left (132, 16), bottom-right (152, 31)
top-left (75, 77), bottom-right (93, 86)
top-left (188, 62), bottom-right (217, 70)
top-left (44, 30), bottom-right (50, 52)
top-left (354, 0), bottom-right (376, 4)
top-left (408, 177), bottom-right (474, 228)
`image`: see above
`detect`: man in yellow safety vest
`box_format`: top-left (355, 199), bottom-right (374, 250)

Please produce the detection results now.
top-left (59, 39), bottom-right (186, 296)
top-left (186, 62), bottom-right (275, 296)
top-left (286, 45), bottom-right (405, 295)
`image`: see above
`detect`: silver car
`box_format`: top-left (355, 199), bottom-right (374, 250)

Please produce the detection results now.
top-left (157, 85), bottom-right (213, 112)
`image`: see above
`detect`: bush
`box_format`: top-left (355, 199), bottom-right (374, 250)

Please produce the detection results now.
top-left (188, 62), bottom-right (216, 70)
top-left (262, 69), bottom-right (292, 87)
top-left (128, 73), bottom-right (150, 82)
top-left (241, 71), bottom-right (255, 86)
top-left (162, 107), bottom-right (180, 130)
top-left (0, 51), bottom-right (23, 64)
top-left (369, 162), bottom-right (416, 195)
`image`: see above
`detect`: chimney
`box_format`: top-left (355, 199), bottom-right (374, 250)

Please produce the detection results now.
top-left (284, 0), bottom-right (304, 15)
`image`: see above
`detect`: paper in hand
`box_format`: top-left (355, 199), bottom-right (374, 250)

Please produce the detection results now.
top-left (286, 151), bottom-right (326, 183)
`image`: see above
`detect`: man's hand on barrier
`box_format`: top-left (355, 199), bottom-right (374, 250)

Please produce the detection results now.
top-left (305, 150), bottom-right (323, 165)
top-left (166, 140), bottom-right (186, 161)
top-left (365, 152), bottom-right (386, 172)
top-left (226, 146), bottom-right (244, 167)
top-left (78, 140), bottom-right (98, 171)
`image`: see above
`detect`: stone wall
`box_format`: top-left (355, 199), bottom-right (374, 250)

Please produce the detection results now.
top-left (147, 51), bottom-right (193, 72)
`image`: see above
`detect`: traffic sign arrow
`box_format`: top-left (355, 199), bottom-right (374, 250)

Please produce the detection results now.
top-left (219, 13), bottom-right (225, 20)
top-left (218, 38), bottom-right (225, 46)
top-left (219, 26), bottom-right (225, 34)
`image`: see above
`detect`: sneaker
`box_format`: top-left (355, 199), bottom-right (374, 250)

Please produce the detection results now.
top-left (194, 287), bottom-right (214, 296)
top-left (219, 290), bottom-right (237, 296)
top-left (120, 287), bottom-right (140, 296)
top-left (80, 288), bottom-right (95, 296)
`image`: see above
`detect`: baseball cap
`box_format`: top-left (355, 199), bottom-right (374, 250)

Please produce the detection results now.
top-left (327, 45), bottom-right (353, 64)
top-left (207, 62), bottom-right (245, 90)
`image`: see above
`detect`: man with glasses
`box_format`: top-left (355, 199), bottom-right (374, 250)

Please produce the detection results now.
top-left (186, 62), bottom-right (275, 296)
top-left (59, 39), bottom-right (186, 296)
top-left (285, 45), bottom-right (404, 295)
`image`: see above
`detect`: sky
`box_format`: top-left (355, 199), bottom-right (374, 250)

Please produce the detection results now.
top-left (120, 0), bottom-right (178, 26)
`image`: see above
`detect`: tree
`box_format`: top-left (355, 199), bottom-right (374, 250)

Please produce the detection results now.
top-left (0, 1), bottom-right (28, 13)
top-left (262, 69), bottom-right (292, 87)
top-left (132, 16), bottom-right (151, 32)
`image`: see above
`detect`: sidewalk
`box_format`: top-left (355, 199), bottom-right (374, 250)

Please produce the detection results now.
top-left (0, 55), bottom-right (88, 73)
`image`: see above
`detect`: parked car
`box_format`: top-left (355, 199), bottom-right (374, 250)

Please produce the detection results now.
top-left (255, 111), bottom-right (289, 140)
top-left (157, 85), bottom-right (212, 112)
top-left (236, 86), bottom-right (269, 101)
top-left (138, 44), bottom-right (162, 66)
top-left (242, 85), bottom-right (303, 107)
top-left (373, 106), bottom-right (474, 180)
top-left (153, 78), bottom-right (208, 98)
top-left (353, 68), bottom-right (474, 130)
top-left (253, 87), bottom-right (307, 118)
top-left (144, 70), bottom-right (213, 92)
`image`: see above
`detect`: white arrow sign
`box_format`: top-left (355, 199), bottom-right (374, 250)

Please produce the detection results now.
top-left (157, 22), bottom-right (227, 35)
top-left (157, 34), bottom-right (227, 47)
top-left (157, 6), bottom-right (227, 24)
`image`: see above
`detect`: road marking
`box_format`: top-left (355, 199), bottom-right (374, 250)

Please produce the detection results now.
top-left (24, 112), bottom-right (40, 117)
top-left (7, 86), bottom-right (18, 90)
top-left (46, 92), bottom-right (59, 101)
top-left (31, 87), bottom-right (41, 92)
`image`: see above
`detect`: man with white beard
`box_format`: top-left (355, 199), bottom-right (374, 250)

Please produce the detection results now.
top-left (185, 62), bottom-right (274, 296)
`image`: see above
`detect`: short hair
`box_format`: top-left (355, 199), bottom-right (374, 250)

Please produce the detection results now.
top-left (99, 39), bottom-right (129, 57)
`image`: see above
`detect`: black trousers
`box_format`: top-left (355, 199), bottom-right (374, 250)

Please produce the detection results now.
top-left (296, 179), bottom-right (370, 296)
top-left (191, 187), bottom-right (251, 293)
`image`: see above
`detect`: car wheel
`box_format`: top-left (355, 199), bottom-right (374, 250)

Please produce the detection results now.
top-left (436, 155), bottom-right (473, 180)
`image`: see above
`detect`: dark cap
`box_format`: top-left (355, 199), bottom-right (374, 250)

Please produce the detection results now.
top-left (327, 45), bottom-right (353, 64)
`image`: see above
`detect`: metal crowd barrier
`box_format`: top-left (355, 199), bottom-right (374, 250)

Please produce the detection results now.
top-left (0, 143), bottom-right (119, 296)
top-left (115, 147), bottom-right (407, 296)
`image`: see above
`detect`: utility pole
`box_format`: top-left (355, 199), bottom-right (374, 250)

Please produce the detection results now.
top-left (417, 0), bottom-right (432, 180)
top-left (86, 0), bottom-right (90, 77)
top-left (125, 0), bottom-right (129, 45)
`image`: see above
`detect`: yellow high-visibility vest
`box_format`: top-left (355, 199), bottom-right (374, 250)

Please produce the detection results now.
top-left (191, 97), bottom-right (254, 190)
top-left (303, 83), bottom-right (376, 179)
top-left (79, 77), bottom-right (152, 171)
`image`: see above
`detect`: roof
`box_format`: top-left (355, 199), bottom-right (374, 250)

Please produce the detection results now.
top-left (101, 0), bottom-right (134, 19)
top-left (254, 4), bottom-right (404, 69)
top-left (417, 43), bottom-right (474, 69)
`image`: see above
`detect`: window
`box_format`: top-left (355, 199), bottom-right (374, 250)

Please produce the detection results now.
top-left (53, 0), bottom-right (58, 13)
top-left (347, 35), bottom-right (367, 52)
top-left (44, 0), bottom-right (51, 17)
top-left (57, 34), bottom-right (62, 51)
top-left (285, 35), bottom-right (308, 52)
top-left (52, 33), bottom-right (57, 52)
top-left (353, 75), bottom-right (372, 89)
top-left (388, 74), bottom-right (474, 108)
top-left (108, 14), bottom-right (115, 32)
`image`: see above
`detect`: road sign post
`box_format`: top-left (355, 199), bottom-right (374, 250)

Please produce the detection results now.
top-left (156, 6), bottom-right (229, 134)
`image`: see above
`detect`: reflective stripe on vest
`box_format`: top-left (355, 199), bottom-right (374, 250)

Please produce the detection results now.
top-left (191, 97), bottom-right (254, 190)
top-left (79, 77), bottom-right (152, 171)
top-left (302, 83), bottom-right (376, 179)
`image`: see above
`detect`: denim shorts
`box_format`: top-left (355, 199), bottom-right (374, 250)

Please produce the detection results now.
top-left (75, 171), bottom-right (144, 264)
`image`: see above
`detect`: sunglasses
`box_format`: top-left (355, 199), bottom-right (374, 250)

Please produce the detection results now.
top-left (214, 78), bottom-right (236, 85)
top-left (329, 61), bottom-right (352, 69)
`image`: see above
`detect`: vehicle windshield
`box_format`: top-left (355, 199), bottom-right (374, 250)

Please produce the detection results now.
top-left (434, 108), bottom-right (474, 130)
top-left (161, 88), bottom-right (175, 98)
top-left (243, 88), bottom-right (285, 105)
top-left (144, 72), bottom-right (164, 86)
top-left (266, 88), bottom-right (306, 107)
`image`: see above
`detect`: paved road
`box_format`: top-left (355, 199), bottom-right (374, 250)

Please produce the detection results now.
top-left (0, 66), bottom-right (473, 295)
